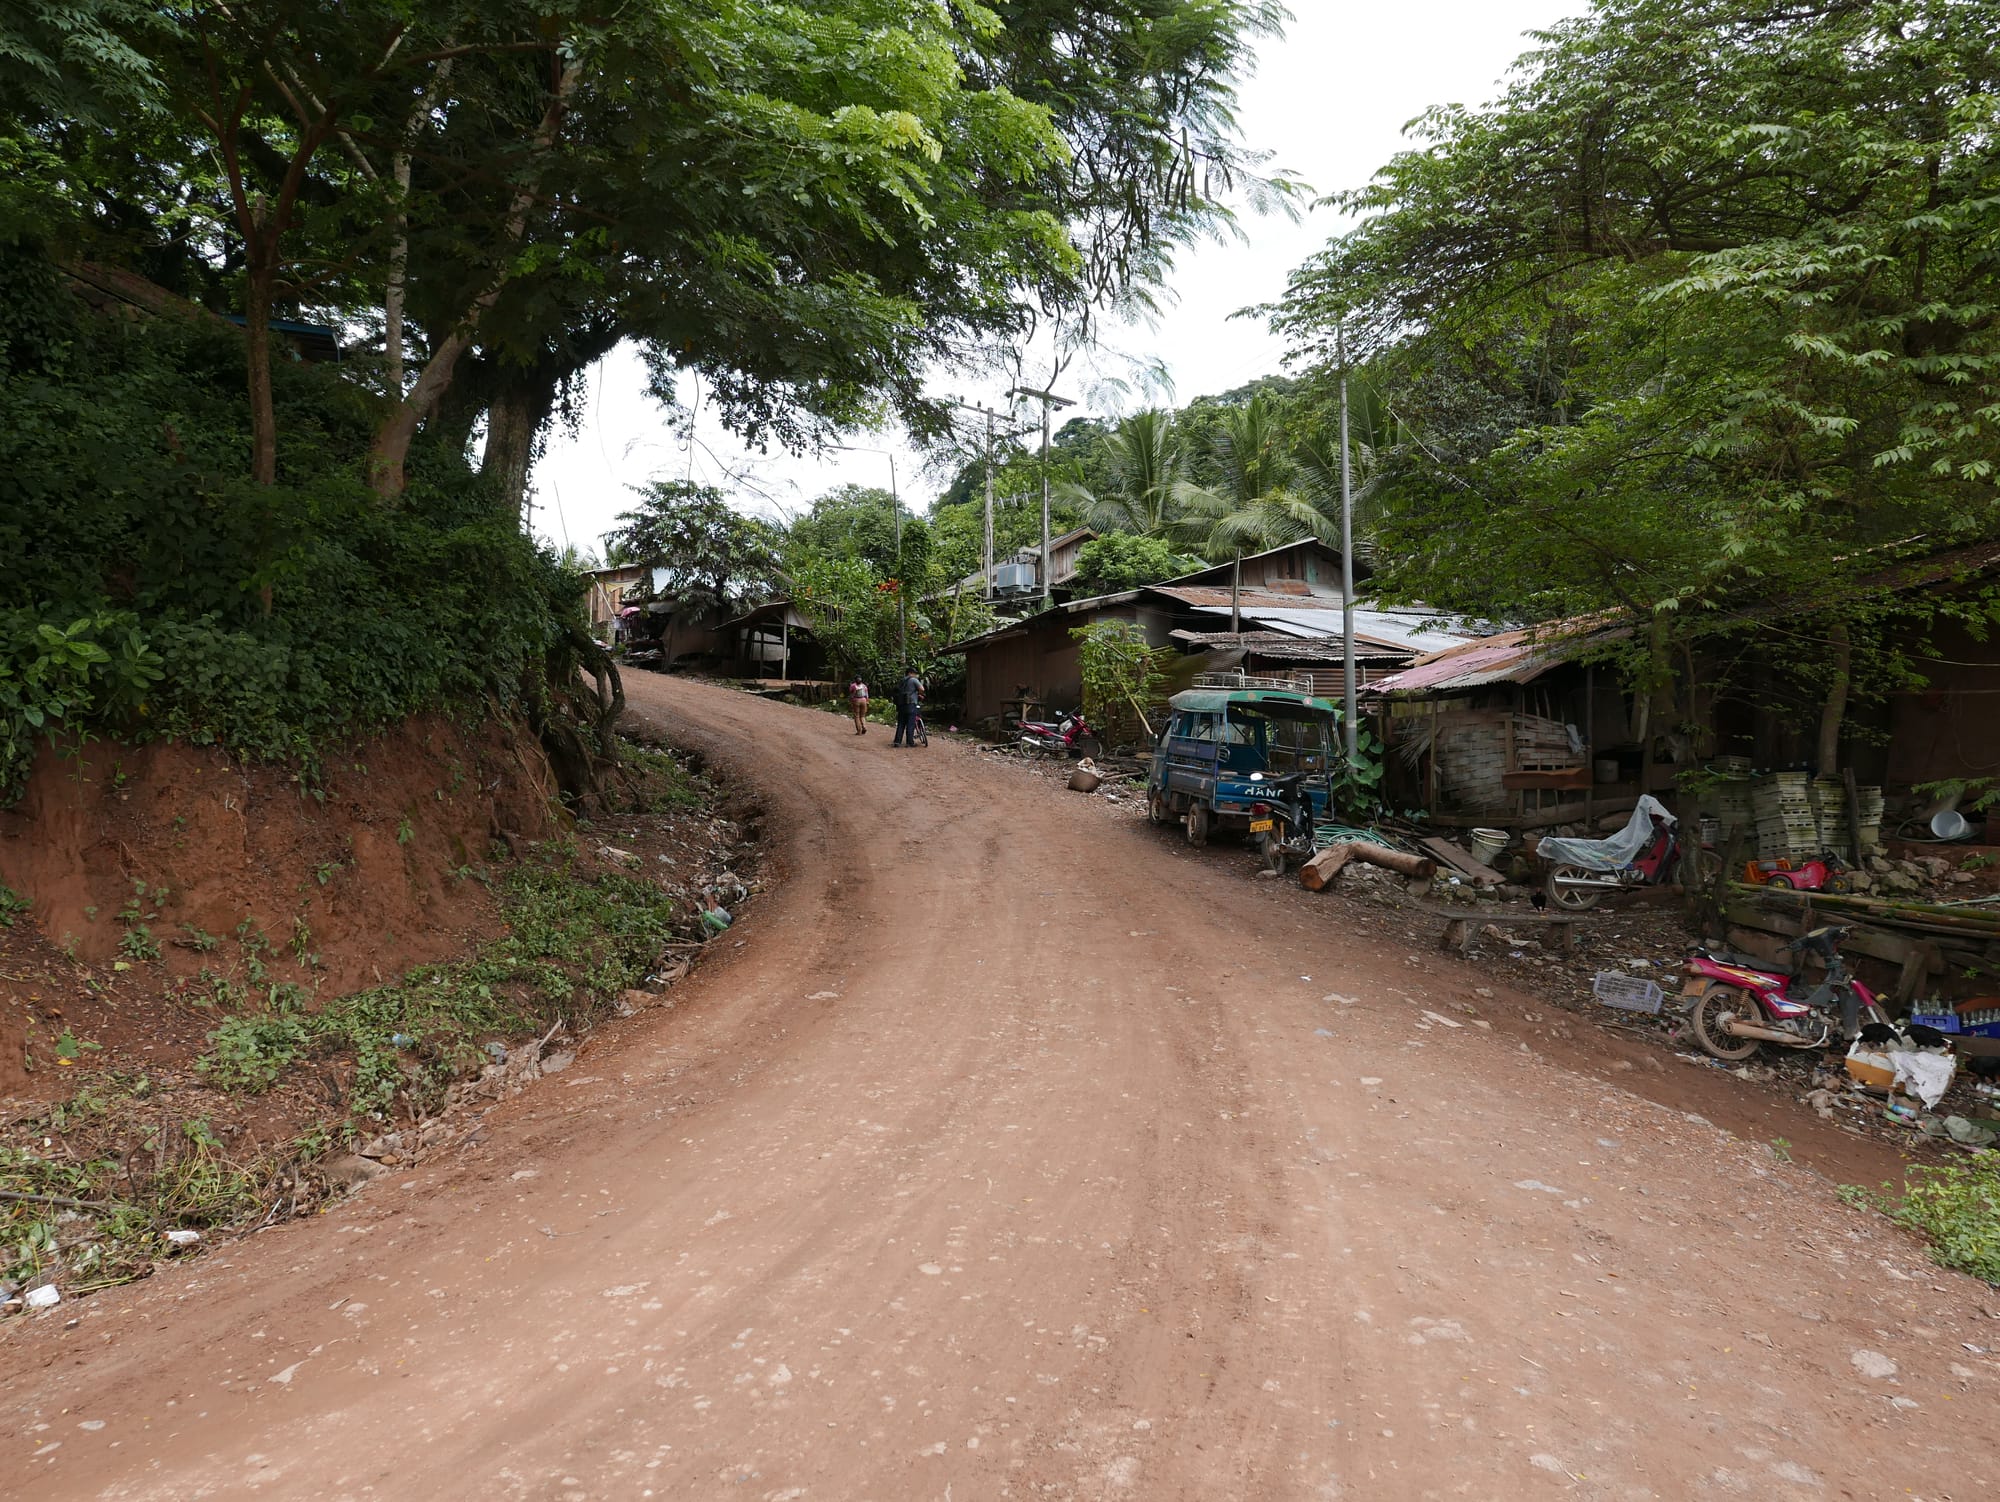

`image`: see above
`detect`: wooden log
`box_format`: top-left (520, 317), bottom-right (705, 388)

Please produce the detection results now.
top-left (1300, 841), bottom-right (1437, 891)
top-left (1299, 844), bottom-right (1356, 892)
top-left (1350, 842), bottom-right (1437, 881)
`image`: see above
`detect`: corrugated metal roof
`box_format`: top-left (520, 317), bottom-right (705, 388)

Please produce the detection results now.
top-left (1366, 615), bottom-right (1625, 695)
top-left (1169, 631), bottom-right (1408, 664)
top-left (1184, 603), bottom-right (1472, 654)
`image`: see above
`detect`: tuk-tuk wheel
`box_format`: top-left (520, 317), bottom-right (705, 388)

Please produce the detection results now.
top-left (1185, 804), bottom-right (1211, 847)
top-left (1148, 790), bottom-right (1173, 825)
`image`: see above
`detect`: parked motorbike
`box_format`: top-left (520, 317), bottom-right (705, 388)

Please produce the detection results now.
top-left (1019, 710), bottom-right (1102, 760)
top-left (1681, 924), bottom-right (1888, 1061)
top-left (1247, 771), bottom-right (1319, 877)
top-left (1543, 799), bottom-right (1720, 911)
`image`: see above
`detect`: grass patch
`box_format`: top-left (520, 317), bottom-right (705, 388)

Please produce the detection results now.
top-left (5, 740), bottom-right (729, 1303)
top-left (1843, 1159), bottom-right (2000, 1285)
top-left (192, 839), bottom-right (686, 1120)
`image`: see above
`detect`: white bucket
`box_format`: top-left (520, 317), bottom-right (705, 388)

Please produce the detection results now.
top-left (1468, 827), bottom-right (1508, 864)
top-left (1931, 809), bottom-right (1971, 841)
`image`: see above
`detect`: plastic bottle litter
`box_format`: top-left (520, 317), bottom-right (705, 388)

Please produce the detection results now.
top-left (391, 1033), bottom-right (415, 1050)
top-left (700, 906), bottom-right (733, 935)
top-left (25, 1284), bottom-right (60, 1311)
top-left (164, 1229), bottom-right (201, 1248)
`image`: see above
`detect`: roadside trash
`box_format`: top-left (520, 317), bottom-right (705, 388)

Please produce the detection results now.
top-left (1067, 766), bottom-right (1103, 793)
top-left (599, 845), bottom-right (639, 865)
top-left (700, 905), bottom-right (733, 935)
top-left (25, 1284), bottom-right (60, 1311)
top-left (391, 1033), bottom-right (415, 1050)
top-left (1889, 1048), bottom-right (1956, 1108)
top-left (1928, 1115), bottom-right (2000, 1148)
top-left (164, 1229), bottom-right (201, 1248)
top-left (484, 1041), bottom-right (509, 1063)
top-left (1885, 1097), bottom-right (1923, 1127)
top-left (1592, 971), bottom-right (1664, 1014)
top-left (1845, 1043), bottom-right (1897, 1093)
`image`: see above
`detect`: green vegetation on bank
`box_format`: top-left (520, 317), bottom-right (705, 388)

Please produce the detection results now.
top-left (0, 234), bottom-right (576, 800)
top-left (2, 745), bottom-right (716, 1299)
top-left (1845, 1161), bottom-right (2000, 1287)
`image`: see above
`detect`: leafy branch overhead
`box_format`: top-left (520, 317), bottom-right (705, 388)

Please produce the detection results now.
top-left (1272, 0), bottom-right (2000, 633)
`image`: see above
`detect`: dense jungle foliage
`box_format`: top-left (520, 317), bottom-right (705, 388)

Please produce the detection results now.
top-left (0, 229), bottom-right (577, 798)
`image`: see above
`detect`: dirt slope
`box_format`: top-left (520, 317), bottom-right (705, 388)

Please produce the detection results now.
top-left (2, 674), bottom-right (1995, 1501)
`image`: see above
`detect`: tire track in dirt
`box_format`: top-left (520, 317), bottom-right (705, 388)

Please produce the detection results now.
top-left (1, 674), bottom-right (1995, 1501)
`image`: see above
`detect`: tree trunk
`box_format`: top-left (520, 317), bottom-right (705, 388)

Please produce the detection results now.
top-left (244, 251), bottom-right (279, 485)
top-left (385, 59), bottom-right (454, 396)
top-left (369, 323), bottom-right (477, 499)
top-left (367, 63), bottom-right (578, 502)
top-left (482, 377), bottom-right (555, 520)
top-left (1817, 620), bottom-right (1852, 774)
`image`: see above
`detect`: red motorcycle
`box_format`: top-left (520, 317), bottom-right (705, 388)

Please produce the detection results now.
top-left (1543, 799), bottom-right (1719, 911)
top-left (1681, 925), bottom-right (1887, 1061)
top-left (1018, 710), bottom-right (1102, 760)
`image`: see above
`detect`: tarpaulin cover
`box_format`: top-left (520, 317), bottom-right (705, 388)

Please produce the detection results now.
top-left (1537, 794), bottom-right (1676, 873)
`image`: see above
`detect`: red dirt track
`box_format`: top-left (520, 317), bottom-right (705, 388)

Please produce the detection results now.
top-left (3, 674), bottom-right (1996, 1500)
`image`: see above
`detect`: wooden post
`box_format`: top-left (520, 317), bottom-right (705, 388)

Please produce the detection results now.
top-left (1842, 765), bottom-right (1864, 862)
top-left (1583, 663), bottom-right (1595, 830)
top-left (781, 619), bottom-right (790, 681)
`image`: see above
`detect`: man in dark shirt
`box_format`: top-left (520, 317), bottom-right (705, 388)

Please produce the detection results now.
top-left (891, 667), bottom-right (923, 747)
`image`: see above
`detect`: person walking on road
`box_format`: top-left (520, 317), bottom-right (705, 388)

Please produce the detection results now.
top-left (891, 666), bottom-right (924, 748)
top-left (847, 675), bottom-right (870, 735)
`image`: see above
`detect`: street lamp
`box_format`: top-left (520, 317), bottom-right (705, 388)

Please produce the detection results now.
top-left (831, 443), bottom-right (907, 663)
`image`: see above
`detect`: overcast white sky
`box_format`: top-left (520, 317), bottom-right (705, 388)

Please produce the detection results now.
top-left (529, 0), bottom-right (1586, 557)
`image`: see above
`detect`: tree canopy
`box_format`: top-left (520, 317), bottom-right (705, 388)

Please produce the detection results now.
top-left (1274, 0), bottom-right (2000, 626)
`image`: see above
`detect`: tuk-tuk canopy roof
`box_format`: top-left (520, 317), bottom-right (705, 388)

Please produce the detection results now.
top-left (1168, 687), bottom-right (1342, 717)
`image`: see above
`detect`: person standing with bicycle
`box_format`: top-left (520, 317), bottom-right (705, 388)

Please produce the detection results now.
top-left (891, 665), bottom-right (924, 748)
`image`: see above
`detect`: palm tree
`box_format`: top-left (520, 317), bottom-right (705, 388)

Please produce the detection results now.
top-left (1293, 382), bottom-right (1394, 561)
top-left (1174, 393), bottom-right (1337, 561)
top-left (1055, 409), bottom-right (1185, 537)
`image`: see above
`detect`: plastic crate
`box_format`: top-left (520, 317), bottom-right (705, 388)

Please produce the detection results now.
top-left (1909, 1010), bottom-right (1962, 1034)
top-left (1592, 971), bottom-right (1664, 1015)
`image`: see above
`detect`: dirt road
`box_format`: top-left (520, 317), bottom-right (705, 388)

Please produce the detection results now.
top-left (4, 675), bottom-right (1996, 1500)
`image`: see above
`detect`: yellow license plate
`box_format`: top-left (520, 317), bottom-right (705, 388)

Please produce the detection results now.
top-left (1249, 818), bottom-right (1274, 833)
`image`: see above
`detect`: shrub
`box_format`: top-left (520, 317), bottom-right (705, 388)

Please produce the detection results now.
top-left (1846, 1160), bottom-right (2000, 1285)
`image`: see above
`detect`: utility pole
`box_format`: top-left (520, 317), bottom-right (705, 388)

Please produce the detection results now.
top-left (832, 443), bottom-right (907, 663)
top-left (948, 399), bottom-right (1029, 600)
top-left (1338, 322), bottom-right (1358, 758)
top-left (1008, 385), bottom-right (1073, 606)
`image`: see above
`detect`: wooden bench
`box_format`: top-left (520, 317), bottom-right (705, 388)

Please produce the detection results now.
top-left (1408, 900), bottom-right (1594, 956)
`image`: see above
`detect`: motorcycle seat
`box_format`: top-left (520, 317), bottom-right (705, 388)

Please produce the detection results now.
top-left (1710, 948), bottom-right (1795, 976)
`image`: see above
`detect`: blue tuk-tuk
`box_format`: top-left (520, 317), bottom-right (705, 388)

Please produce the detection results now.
top-left (1145, 677), bottom-right (1343, 846)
